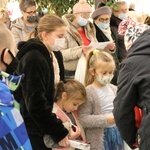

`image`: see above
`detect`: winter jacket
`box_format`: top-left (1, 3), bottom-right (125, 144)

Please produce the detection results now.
top-left (78, 84), bottom-right (117, 150)
top-left (113, 29), bottom-right (150, 150)
top-left (61, 14), bottom-right (97, 71)
top-left (15, 38), bottom-right (68, 144)
top-left (11, 17), bottom-right (37, 44)
top-left (110, 14), bottom-right (127, 62)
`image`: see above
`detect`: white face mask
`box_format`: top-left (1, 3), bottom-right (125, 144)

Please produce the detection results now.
top-left (48, 36), bottom-right (66, 51)
top-left (118, 13), bottom-right (128, 20)
top-left (77, 17), bottom-right (88, 26)
top-left (96, 74), bottom-right (114, 85)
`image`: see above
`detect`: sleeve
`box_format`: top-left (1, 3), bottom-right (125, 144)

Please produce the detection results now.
top-left (11, 27), bottom-right (21, 45)
top-left (113, 61), bottom-right (137, 149)
top-left (19, 52), bottom-right (68, 143)
top-left (78, 87), bottom-right (108, 128)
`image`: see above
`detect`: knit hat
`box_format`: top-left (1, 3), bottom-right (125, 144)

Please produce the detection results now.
top-left (118, 18), bottom-right (150, 51)
top-left (73, 0), bottom-right (92, 14)
top-left (92, 6), bottom-right (112, 19)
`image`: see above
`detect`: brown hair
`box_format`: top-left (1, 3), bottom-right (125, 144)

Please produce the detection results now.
top-left (85, 50), bottom-right (115, 86)
top-left (19, 0), bottom-right (36, 12)
top-left (55, 79), bottom-right (86, 102)
top-left (28, 14), bottom-right (66, 40)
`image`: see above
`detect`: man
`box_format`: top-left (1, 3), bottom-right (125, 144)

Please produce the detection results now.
top-left (110, 1), bottom-right (128, 62)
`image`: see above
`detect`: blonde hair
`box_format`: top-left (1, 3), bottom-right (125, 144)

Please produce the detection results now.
top-left (85, 50), bottom-right (115, 86)
top-left (0, 23), bottom-right (15, 56)
top-left (28, 14), bottom-right (66, 40)
top-left (55, 79), bottom-right (86, 102)
top-left (0, 8), bottom-right (9, 20)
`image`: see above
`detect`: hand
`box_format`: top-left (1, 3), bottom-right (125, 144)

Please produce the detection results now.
top-left (58, 136), bottom-right (70, 148)
top-left (106, 114), bottom-right (115, 124)
top-left (82, 45), bottom-right (93, 55)
top-left (69, 125), bottom-right (81, 140)
top-left (106, 43), bottom-right (116, 51)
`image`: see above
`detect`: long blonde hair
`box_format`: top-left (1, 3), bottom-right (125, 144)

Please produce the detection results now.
top-left (28, 14), bottom-right (66, 40)
top-left (85, 50), bottom-right (115, 86)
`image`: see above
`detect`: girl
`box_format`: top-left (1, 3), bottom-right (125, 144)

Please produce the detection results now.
top-left (44, 79), bottom-right (86, 150)
top-left (78, 50), bottom-right (123, 150)
top-left (16, 14), bottom-right (69, 150)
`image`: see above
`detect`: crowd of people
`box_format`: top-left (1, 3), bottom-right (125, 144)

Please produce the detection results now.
top-left (0, 0), bottom-right (150, 150)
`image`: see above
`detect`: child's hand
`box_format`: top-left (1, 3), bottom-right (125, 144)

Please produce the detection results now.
top-left (106, 114), bottom-right (115, 124)
top-left (82, 45), bottom-right (93, 55)
top-left (58, 136), bottom-right (70, 148)
top-left (106, 43), bottom-right (116, 51)
top-left (69, 125), bottom-right (81, 140)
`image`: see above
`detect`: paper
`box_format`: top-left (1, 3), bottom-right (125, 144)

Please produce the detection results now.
top-left (89, 41), bottom-right (112, 49)
top-left (69, 140), bottom-right (90, 150)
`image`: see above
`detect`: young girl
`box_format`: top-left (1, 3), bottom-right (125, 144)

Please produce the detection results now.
top-left (44, 79), bottom-right (87, 150)
top-left (78, 50), bottom-right (123, 150)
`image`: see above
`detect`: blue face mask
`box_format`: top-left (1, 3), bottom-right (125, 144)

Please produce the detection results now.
top-left (96, 22), bottom-right (110, 30)
top-left (77, 17), bottom-right (88, 26)
top-left (118, 13), bottom-right (128, 20)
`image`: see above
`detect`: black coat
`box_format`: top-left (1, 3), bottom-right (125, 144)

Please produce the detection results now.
top-left (113, 29), bottom-right (150, 150)
top-left (94, 23), bottom-right (120, 85)
top-left (16, 39), bottom-right (68, 144)
top-left (110, 14), bottom-right (127, 62)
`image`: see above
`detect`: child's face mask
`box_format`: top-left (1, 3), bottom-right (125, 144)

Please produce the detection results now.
top-left (96, 74), bottom-right (114, 85)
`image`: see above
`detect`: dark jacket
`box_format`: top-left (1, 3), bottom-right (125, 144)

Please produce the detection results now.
top-left (113, 29), bottom-right (150, 150)
top-left (94, 23), bottom-right (120, 85)
top-left (110, 14), bottom-right (127, 62)
top-left (16, 39), bottom-right (68, 143)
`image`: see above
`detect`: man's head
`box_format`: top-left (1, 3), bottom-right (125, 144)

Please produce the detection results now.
top-left (112, 1), bottom-right (128, 20)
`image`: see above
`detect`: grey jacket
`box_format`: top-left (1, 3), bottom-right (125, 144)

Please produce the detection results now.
top-left (61, 14), bottom-right (97, 71)
top-left (78, 84), bottom-right (117, 150)
top-left (11, 17), bottom-right (36, 44)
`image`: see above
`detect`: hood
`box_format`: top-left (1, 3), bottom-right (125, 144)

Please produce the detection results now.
top-left (11, 17), bottom-right (25, 30)
top-left (0, 71), bottom-right (23, 106)
top-left (127, 29), bottom-right (150, 58)
top-left (17, 38), bottom-right (49, 61)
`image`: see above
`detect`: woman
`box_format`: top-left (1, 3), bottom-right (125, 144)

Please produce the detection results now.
top-left (61, 0), bottom-right (97, 81)
top-left (92, 6), bottom-right (120, 85)
top-left (11, 0), bottom-right (38, 45)
top-left (16, 14), bottom-right (69, 150)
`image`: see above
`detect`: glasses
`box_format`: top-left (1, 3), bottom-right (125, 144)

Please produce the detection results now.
top-left (98, 18), bottom-right (110, 23)
top-left (24, 10), bottom-right (37, 15)
top-left (80, 13), bottom-right (91, 19)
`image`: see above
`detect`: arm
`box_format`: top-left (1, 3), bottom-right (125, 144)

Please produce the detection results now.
top-left (20, 51), bottom-right (68, 142)
top-left (113, 61), bottom-right (137, 148)
top-left (78, 87), bottom-right (108, 128)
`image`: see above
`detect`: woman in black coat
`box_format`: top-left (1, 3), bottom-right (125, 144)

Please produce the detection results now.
top-left (16, 14), bottom-right (69, 150)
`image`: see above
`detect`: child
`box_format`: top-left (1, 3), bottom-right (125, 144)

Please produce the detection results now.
top-left (44, 79), bottom-right (87, 150)
top-left (78, 50), bottom-right (123, 150)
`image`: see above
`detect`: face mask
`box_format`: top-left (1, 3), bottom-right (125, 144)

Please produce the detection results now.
top-left (77, 17), bottom-right (88, 26)
top-left (96, 74), bottom-right (114, 85)
top-left (27, 16), bottom-right (38, 23)
top-left (48, 37), bottom-right (66, 52)
top-left (118, 13), bottom-right (128, 20)
top-left (1, 49), bottom-right (18, 74)
top-left (97, 22), bottom-right (110, 30)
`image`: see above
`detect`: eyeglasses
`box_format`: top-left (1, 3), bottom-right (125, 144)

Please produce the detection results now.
top-left (80, 13), bottom-right (91, 19)
top-left (98, 18), bottom-right (110, 23)
top-left (24, 10), bottom-right (37, 15)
